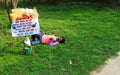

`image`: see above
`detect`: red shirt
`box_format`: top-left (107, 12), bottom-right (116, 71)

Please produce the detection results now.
top-left (41, 35), bottom-right (57, 44)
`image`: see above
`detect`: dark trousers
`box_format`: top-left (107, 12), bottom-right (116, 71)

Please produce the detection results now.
top-left (31, 34), bottom-right (44, 46)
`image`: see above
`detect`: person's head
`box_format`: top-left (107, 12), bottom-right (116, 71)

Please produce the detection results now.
top-left (56, 37), bottom-right (65, 44)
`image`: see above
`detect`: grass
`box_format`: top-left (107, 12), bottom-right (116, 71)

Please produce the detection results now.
top-left (0, 3), bottom-right (120, 75)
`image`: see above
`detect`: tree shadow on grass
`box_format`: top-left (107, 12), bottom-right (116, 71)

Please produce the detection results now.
top-left (39, 69), bottom-right (72, 75)
top-left (0, 18), bottom-right (11, 30)
top-left (0, 45), bottom-right (23, 56)
top-left (35, 3), bottom-right (108, 21)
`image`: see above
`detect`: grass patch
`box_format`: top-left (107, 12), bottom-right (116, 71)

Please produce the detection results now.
top-left (0, 3), bottom-right (120, 75)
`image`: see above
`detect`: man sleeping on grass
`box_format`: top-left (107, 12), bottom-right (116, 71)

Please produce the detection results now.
top-left (23, 33), bottom-right (65, 46)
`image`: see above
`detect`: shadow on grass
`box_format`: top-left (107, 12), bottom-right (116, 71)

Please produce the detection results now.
top-left (0, 45), bottom-right (23, 56)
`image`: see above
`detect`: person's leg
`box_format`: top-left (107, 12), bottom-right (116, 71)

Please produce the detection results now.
top-left (31, 35), bottom-right (36, 41)
top-left (31, 34), bottom-right (44, 42)
top-left (31, 34), bottom-right (44, 46)
top-left (31, 41), bottom-right (40, 46)
top-left (36, 34), bottom-right (41, 40)
top-left (31, 34), bottom-right (41, 41)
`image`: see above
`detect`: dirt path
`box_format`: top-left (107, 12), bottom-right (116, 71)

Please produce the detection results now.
top-left (91, 52), bottom-right (120, 75)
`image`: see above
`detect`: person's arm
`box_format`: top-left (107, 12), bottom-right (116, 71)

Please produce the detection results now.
top-left (49, 38), bottom-right (54, 41)
top-left (49, 37), bottom-right (56, 42)
top-left (48, 41), bottom-right (59, 46)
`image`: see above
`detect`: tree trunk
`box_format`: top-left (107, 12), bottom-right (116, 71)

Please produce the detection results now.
top-left (37, 0), bottom-right (40, 3)
top-left (5, 0), bottom-right (12, 23)
top-left (11, 0), bottom-right (18, 9)
top-left (10, 0), bottom-right (13, 8)
top-left (109, 0), bottom-right (119, 8)
top-left (23, 0), bottom-right (25, 3)
top-left (0, 0), bottom-right (3, 5)
top-left (47, 0), bottom-right (51, 4)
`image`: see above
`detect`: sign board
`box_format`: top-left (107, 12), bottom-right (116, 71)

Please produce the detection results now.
top-left (10, 8), bottom-right (40, 37)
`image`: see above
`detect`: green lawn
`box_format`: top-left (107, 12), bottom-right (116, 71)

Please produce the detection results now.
top-left (0, 3), bottom-right (120, 75)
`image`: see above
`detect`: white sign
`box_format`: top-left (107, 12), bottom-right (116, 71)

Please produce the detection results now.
top-left (11, 18), bottom-right (40, 37)
top-left (10, 8), bottom-right (40, 37)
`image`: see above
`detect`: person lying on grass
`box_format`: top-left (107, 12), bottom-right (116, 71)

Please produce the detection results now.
top-left (30, 33), bottom-right (65, 46)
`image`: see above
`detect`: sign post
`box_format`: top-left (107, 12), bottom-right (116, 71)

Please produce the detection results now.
top-left (10, 8), bottom-right (40, 55)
